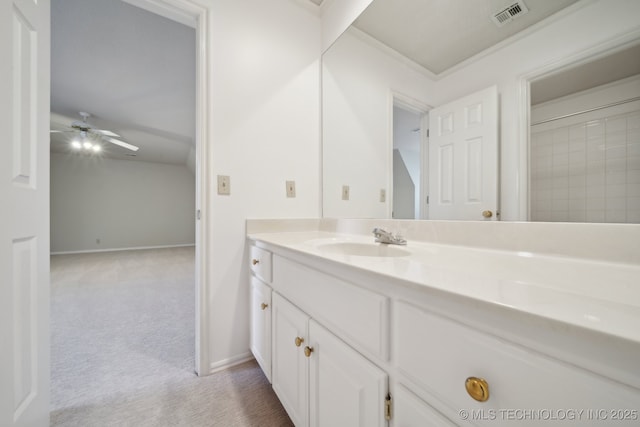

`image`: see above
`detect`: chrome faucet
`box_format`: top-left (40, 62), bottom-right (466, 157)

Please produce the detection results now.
top-left (372, 228), bottom-right (407, 245)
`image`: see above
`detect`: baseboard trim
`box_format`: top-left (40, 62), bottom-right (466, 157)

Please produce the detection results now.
top-left (207, 352), bottom-right (254, 375)
top-left (51, 243), bottom-right (195, 255)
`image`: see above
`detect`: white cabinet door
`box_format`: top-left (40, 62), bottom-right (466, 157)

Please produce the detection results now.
top-left (428, 85), bottom-right (498, 220)
top-left (0, 0), bottom-right (50, 426)
top-left (250, 276), bottom-right (272, 382)
top-left (272, 293), bottom-right (310, 427)
top-left (309, 320), bottom-right (388, 427)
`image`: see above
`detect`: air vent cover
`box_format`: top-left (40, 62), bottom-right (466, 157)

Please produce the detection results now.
top-left (491, 0), bottom-right (529, 27)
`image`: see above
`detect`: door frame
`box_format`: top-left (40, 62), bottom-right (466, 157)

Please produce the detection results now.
top-left (389, 91), bottom-right (431, 219)
top-left (120, 0), bottom-right (212, 374)
top-left (516, 30), bottom-right (640, 222)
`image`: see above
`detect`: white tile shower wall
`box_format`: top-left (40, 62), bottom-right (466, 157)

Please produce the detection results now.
top-left (531, 109), bottom-right (640, 223)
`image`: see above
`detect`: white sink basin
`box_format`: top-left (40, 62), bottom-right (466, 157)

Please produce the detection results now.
top-left (315, 242), bottom-right (410, 258)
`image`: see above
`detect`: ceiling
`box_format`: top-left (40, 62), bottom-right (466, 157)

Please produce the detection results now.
top-left (52, 0), bottom-right (637, 163)
top-left (353, 0), bottom-right (580, 75)
top-left (50, 0), bottom-right (195, 164)
top-left (531, 43), bottom-right (640, 105)
top-left (350, 0), bottom-right (640, 104)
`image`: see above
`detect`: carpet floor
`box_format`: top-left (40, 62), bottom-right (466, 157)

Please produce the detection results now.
top-left (50, 247), bottom-right (293, 427)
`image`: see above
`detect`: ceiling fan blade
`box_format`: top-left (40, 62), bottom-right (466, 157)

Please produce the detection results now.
top-left (94, 129), bottom-right (120, 138)
top-left (104, 136), bottom-right (139, 152)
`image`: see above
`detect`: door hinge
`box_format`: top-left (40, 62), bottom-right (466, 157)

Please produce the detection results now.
top-left (426, 129), bottom-right (429, 138)
top-left (385, 393), bottom-right (393, 421)
top-left (196, 209), bottom-right (201, 220)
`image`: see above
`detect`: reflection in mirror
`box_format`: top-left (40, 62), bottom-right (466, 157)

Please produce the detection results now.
top-left (530, 43), bottom-right (640, 223)
top-left (321, 24), bottom-right (433, 219)
top-left (321, 0), bottom-right (640, 222)
top-left (392, 104), bottom-right (425, 219)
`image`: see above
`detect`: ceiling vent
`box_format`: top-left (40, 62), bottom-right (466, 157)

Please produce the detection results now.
top-left (491, 1), bottom-right (529, 27)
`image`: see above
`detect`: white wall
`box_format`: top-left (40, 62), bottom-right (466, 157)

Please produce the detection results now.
top-left (322, 28), bottom-right (435, 218)
top-left (205, 0), bottom-right (321, 370)
top-left (200, 0), bottom-right (640, 372)
top-left (320, 0), bottom-right (373, 52)
top-left (434, 0), bottom-right (640, 220)
top-left (393, 106), bottom-right (422, 218)
top-left (392, 150), bottom-right (415, 219)
top-left (51, 153), bottom-right (195, 253)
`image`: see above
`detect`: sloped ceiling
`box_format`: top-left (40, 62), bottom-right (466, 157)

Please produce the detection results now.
top-left (50, 0), bottom-right (195, 164)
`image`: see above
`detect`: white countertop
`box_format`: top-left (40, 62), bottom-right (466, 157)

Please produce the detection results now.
top-left (248, 230), bottom-right (640, 345)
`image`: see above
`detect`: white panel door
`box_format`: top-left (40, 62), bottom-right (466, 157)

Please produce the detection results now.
top-left (309, 320), bottom-right (387, 427)
top-left (272, 293), bottom-right (309, 427)
top-left (0, 0), bottom-right (51, 426)
top-left (428, 86), bottom-right (498, 220)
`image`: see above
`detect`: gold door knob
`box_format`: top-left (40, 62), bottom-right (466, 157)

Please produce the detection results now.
top-left (260, 303), bottom-right (268, 310)
top-left (465, 377), bottom-right (489, 402)
top-left (482, 210), bottom-right (493, 218)
top-left (294, 337), bottom-right (304, 347)
top-left (252, 259), bottom-right (260, 265)
top-left (304, 346), bottom-right (314, 357)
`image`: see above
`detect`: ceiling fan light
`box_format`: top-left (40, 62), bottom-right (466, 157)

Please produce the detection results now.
top-left (97, 129), bottom-right (120, 138)
top-left (83, 141), bottom-right (92, 150)
top-left (92, 144), bottom-right (101, 152)
top-left (105, 136), bottom-right (139, 152)
top-left (71, 140), bottom-right (82, 149)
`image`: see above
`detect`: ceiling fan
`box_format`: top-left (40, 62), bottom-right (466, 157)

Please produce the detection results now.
top-left (50, 112), bottom-right (139, 152)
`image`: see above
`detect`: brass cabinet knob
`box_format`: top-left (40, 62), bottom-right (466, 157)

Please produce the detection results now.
top-left (260, 303), bottom-right (268, 310)
top-left (294, 337), bottom-right (304, 347)
top-left (465, 377), bottom-right (489, 402)
top-left (482, 210), bottom-right (493, 218)
top-left (304, 346), bottom-right (314, 357)
top-left (252, 259), bottom-right (260, 265)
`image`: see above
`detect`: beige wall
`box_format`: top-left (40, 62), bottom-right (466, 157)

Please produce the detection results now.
top-left (51, 152), bottom-right (195, 253)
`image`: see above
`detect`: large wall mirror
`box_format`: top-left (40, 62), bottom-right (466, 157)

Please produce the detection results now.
top-left (322, 0), bottom-right (640, 222)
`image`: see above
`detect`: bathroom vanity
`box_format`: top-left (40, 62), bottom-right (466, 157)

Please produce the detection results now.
top-left (247, 219), bottom-right (640, 426)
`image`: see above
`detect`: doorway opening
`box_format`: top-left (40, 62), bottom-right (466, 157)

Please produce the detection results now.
top-left (523, 38), bottom-right (640, 223)
top-left (49, 0), bottom-right (210, 419)
top-left (391, 95), bottom-right (429, 219)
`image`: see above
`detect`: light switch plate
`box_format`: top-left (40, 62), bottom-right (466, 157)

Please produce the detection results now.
top-left (342, 185), bottom-right (350, 201)
top-left (217, 175), bottom-right (230, 195)
top-left (380, 189), bottom-right (386, 202)
top-left (286, 181), bottom-right (296, 198)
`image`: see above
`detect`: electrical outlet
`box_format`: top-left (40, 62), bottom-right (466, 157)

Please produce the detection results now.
top-left (342, 185), bottom-right (350, 201)
top-left (380, 189), bottom-right (386, 203)
top-left (217, 175), bottom-right (231, 195)
top-left (286, 181), bottom-right (296, 198)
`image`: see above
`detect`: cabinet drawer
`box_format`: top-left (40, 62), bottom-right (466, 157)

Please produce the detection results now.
top-left (395, 301), bottom-right (640, 424)
top-left (394, 385), bottom-right (456, 427)
top-left (273, 256), bottom-right (389, 362)
top-left (250, 245), bottom-right (272, 283)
